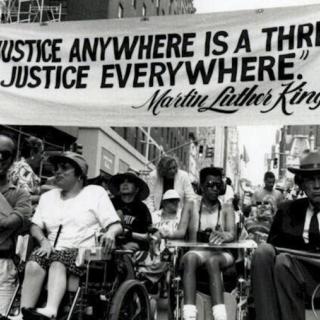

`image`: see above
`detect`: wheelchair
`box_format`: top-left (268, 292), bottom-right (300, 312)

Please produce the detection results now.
top-left (162, 239), bottom-right (257, 320)
top-left (4, 235), bottom-right (152, 320)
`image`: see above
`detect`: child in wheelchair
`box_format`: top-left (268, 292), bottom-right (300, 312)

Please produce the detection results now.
top-left (136, 189), bottom-right (193, 294)
top-left (12, 152), bottom-right (122, 320)
top-left (108, 171), bottom-right (153, 253)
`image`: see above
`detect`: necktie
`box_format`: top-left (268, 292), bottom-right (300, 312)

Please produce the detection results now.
top-left (309, 211), bottom-right (320, 250)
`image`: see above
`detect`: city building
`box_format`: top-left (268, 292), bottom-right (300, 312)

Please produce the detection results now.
top-left (271, 125), bottom-right (317, 182)
top-left (66, 0), bottom-right (195, 21)
top-left (1, 0), bottom-right (197, 181)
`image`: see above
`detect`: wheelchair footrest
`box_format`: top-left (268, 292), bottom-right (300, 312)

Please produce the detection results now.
top-left (21, 308), bottom-right (56, 320)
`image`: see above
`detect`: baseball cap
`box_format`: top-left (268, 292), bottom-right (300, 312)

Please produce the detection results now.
top-left (162, 189), bottom-right (180, 201)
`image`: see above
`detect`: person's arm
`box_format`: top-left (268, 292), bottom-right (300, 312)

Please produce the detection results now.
top-left (209, 203), bottom-right (236, 244)
top-left (144, 172), bottom-right (157, 213)
top-left (222, 203), bottom-right (236, 243)
top-left (183, 173), bottom-right (196, 201)
top-left (130, 203), bottom-right (154, 241)
top-left (0, 213), bottom-right (22, 230)
top-left (267, 207), bottom-right (283, 246)
top-left (100, 222), bottom-right (123, 253)
top-left (30, 223), bottom-right (53, 258)
top-left (251, 191), bottom-right (258, 206)
top-left (167, 200), bottom-right (193, 239)
top-left (188, 200), bottom-right (198, 241)
top-left (0, 188), bottom-right (32, 232)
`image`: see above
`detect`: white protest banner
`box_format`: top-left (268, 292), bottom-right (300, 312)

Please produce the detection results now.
top-left (0, 4), bottom-right (320, 126)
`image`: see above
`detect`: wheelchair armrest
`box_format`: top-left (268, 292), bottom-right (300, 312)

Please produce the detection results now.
top-left (15, 234), bottom-right (34, 262)
top-left (76, 247), bottom-right (111, 266)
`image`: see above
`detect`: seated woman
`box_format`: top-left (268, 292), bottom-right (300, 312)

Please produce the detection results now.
top-left (181, 167), bottom-right (236, 320)
top-left (245, 195), bottom-right (276, 244)
top-left (19, 151), bottom-right (122, 319)
top-left (138, 189), bottom-right (193, 285)
top-left (152, 189), bottom-right (193, 240)
top-left (108, 171), bottom-right (152, 252)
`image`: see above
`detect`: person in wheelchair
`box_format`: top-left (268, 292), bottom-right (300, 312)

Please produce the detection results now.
top-left (135, 189), bottom-right (193, 305)
top-left (245, 196), bottom-right (276, 244)
top-left (17, 151), bottom-right (122, 320)
top-left (181, 167), bottom-right (236, 320)
top-left (108, 171), bottom-right (153, 252)
top-left (152, 189), bottom-right (193, 240)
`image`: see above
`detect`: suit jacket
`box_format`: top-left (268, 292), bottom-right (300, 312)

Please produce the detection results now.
top-left (144, 169), bottom-right (195, 213)
top-left (268, 197), bottom-right (315, 251)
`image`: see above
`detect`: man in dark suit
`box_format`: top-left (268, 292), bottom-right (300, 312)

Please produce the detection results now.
top-left (251, 150), bottom-right (320, 320)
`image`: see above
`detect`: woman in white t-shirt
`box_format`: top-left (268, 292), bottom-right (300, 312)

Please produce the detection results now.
top-left (20, 152), bottom-right (122, 320)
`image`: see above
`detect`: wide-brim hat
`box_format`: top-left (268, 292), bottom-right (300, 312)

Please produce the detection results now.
top-left (288, 151), bottom-right (320, 174)
top-left (108, 172), bottom-right (150, 201)
top-left (48, 151), bottom-right (88, 177)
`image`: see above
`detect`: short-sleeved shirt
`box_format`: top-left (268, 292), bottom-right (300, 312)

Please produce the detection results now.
top-left (111, 197), bottom-right (152, 234)
top-left (8, 158), bottom-right (40, 194)
top-left (32, 185), bottom-right (120, 250)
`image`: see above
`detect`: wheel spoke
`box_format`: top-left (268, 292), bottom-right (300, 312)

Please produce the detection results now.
top-left (109, 280), bottom-right (150, 320)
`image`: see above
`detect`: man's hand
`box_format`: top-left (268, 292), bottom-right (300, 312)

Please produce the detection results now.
top-left (99, 231), bottom-right (116, 254)
top-left (34, 238), bottom-right (53, 258)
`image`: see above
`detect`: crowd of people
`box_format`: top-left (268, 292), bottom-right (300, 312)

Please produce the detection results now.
top-left (0, 131), bottom-right (319, 320)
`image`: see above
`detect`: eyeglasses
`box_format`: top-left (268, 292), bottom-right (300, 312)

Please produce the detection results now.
top-left (204, 181), bottom-right (222, 189)
top-left (0, 151), bottom-right (13, 161)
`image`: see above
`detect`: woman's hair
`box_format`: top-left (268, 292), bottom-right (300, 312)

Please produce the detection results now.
top-left (157, 156), bottom-right (178, 177)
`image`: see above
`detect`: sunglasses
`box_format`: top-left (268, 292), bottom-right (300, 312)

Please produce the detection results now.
top-left (0, 151), bottom-right (13, 161)
top-left (204, 181), bottom-right (222, 189)
top-left (256, 201), bottom-right (270, 205)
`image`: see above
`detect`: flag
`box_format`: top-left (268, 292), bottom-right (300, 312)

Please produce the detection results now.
top-left (242, 146), bottom-right (250, 164)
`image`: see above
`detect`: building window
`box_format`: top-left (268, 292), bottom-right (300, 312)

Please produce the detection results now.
top-left (118, 3), bottom-right (124, 18)
top-left (123, 127), bottom-right (128, 140)
top-left (142, 3), bottom-right (147, 17)
top-left (134, 127), bottom-right (139, 148)
top-left (132, 0), bottom-right (136, 9)
top-left (141, 132), bottom-right (145, 154)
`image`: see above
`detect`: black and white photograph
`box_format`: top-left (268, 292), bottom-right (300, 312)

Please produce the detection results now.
top-left (0, 1), bottom-right (320, 320)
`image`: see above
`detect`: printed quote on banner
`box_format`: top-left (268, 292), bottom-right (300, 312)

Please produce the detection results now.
top-left (0, 5), bottom-right (320, 125)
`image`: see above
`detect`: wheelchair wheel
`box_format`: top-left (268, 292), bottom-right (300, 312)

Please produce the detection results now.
top-left (116, 254), bottom-right (135, 281)
top-left (108, 279), bottom-right (151, 320)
